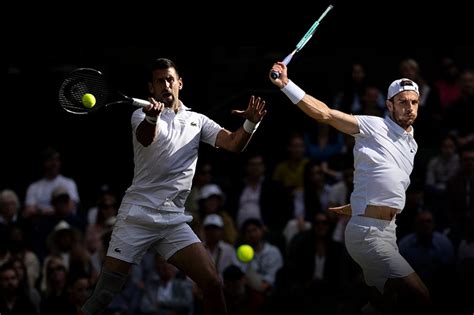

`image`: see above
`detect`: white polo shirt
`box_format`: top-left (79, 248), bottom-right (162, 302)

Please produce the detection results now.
top-left (350, 115), bottom-right (417, 216)
top-left (121, 101), bottom-right (223, 212)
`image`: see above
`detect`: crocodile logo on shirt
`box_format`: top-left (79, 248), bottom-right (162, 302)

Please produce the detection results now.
top-left (190, 122), bottom-right (197, 127)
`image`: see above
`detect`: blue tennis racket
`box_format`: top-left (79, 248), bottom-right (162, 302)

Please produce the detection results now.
top-left (271, 4), bottom-right (334, 79)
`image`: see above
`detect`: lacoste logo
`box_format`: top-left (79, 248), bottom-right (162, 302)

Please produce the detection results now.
top-left (190, 122), bottom-right (197, 127)
top-left (114, 248), bottom-right (121, 253)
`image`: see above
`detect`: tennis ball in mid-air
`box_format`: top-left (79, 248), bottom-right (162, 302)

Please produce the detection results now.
top-left (236, 244), bottom-right (254, 263)
top-left (82, 93), bottom-right (96, 108)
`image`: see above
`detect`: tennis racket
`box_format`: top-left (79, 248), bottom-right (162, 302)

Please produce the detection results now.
top-left (58, 68), bottom-right (150, 115)
top-left (270, 4), bottom-right (334, 79)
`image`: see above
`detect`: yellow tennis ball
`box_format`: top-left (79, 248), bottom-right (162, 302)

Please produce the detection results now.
top-left (81, 93), bottom-right (96, 108)
top-left (236, 244), bottom-right (254, 263)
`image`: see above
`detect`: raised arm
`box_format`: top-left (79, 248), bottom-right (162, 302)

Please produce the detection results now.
top-left (269, 62), bottom-right (359, 135)
top-left (215, 95), bottom-right (267, 152)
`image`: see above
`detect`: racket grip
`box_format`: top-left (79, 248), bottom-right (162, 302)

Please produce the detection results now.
top-left (271, 52), bottom-right (295, 80)
top-left (131, 98), bottom-right (151, 107)
top-left (270, 71), bottom-right (280, 79)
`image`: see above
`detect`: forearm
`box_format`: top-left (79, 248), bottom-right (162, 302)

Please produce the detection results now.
top-left (136, 117), bottom-right (158, 147)
top-left (223, 127), bottom-right (254, 152)
top-left (216, 119), bottom-right (260, 152)
top-left (282, 80), bottom-right (331, 121)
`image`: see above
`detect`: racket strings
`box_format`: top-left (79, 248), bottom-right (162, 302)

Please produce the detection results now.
top-left (58, 69), bottom-right (110, 114)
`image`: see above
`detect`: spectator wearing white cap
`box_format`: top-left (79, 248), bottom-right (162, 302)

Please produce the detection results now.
top-left (196, 184), bottom-right (238, 245)
top-left (269, 61), bottom-right (430, 313)
top-left (203, 213), bottom-right (224, 228)
top-left (202, 214), bottom-right (237, 277)
top-left (32, 186), bottom-right (85, 262)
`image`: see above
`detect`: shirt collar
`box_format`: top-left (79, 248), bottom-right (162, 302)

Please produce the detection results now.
top-left (178, 100), bottom-right (191, 111)
top-left (163, 100), bottom-right (191, 115)
top-left (384, 115), bottom-right (414, 138)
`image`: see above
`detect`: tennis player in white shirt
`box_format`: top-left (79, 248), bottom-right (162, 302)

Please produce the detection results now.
top-left (269, 61), bottom-right (430, 313)
top-left (82, 58), bottom-right (266, 315)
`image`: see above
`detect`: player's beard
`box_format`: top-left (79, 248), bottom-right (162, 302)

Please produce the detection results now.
top-left (390, 111), bottom-right (415, 130)
top-left (162, 97), bottom-right (175, 108)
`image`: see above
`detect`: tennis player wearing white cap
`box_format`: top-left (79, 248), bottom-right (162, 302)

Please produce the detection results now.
top-left (269, 61), bottom-right (430, 313)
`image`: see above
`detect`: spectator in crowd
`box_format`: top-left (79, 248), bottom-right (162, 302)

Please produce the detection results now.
top-left (0, 261), bottom-right (38, 315)
top-left (24, 147), bottom-right (80, 218)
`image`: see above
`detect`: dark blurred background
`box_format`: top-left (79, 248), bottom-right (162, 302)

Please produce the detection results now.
top-left (3, 0), bottom-right (473, 207)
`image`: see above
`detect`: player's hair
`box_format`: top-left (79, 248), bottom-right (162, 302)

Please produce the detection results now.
top-left (149, 58), bottom-right (180, 82)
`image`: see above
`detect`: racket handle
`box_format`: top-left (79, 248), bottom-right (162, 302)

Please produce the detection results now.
top-left (131, 98), bottom-right (151, 107)
top-left (270, 52), bottom-right (295, 79)
top-left (270, 71), bottom-right (280, 80)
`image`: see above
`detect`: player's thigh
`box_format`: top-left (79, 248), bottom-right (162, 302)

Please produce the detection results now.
top-left (168, 242), bottom-right (219, 287)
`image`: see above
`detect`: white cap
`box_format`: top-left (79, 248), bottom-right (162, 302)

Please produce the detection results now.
top-left (54, 220), bottom-right (71, 231)
top-left (198, 184), bottom-right (224, 200)
top-left (203, 214), bottom-right (224, 228)
top-left (387, 78), bottom-right (419, 99)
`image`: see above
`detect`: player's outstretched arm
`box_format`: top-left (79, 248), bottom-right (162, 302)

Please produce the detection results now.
top-left (299, 94), bottom-right (359, 135)
top-left (269, 62), bottom-right (359, 135)
top-left (215, 95), bottom-right (267, 152)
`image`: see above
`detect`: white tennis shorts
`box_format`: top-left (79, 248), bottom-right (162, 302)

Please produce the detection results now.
top-left (344, 215), bottom-right (414, 293)
top-left (107, 203), bottom-right (200, 264)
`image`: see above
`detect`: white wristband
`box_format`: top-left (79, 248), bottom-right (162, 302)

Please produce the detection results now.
top-left (145, 115), bottom-right (157, 125)
top-left (281, 80), bottom-right (305, 104)
top-left (243, 119), bottom-right (260, 134)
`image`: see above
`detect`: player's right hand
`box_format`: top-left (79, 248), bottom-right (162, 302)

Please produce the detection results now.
top-left (143, 97), bottom-right (164, 117)
top-left (269, 62), bottom-right (289, 88)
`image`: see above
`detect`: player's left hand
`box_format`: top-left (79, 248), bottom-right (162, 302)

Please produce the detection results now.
top-left (328, 204), bottom-right (352, 216)
top-left (231, 95), bottom-right (267, 123)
